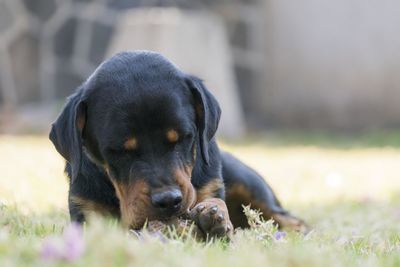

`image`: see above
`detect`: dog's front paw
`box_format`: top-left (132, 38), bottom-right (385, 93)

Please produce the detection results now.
top-left (189, 198), bottom-right (233, 238)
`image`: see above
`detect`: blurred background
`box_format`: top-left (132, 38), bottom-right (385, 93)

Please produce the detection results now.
top-left (1, 0), bottom-right (400, 137)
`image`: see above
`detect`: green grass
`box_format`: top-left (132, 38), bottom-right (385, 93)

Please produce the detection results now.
top-left (1, 135), bottom-right (400, 267)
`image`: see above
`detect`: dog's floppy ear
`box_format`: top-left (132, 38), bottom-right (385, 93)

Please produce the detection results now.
top-left (49, 90), bottom-right (86, 183)
top-left (186, 75), bottom-right (221, 165)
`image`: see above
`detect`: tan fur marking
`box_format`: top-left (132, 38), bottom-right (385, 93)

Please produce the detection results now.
top-left (124, 138), bottom-right (137, 150)
top-left (104, 163), bottom-right (110, 175)
top-left (192, 147), bottom-right (197, 161)
top-left (226, 184), bottom-right (265, 212)
top-left (184, 164), bottom-right (194, 178)
top-left (226, 184), bottom-right (252, 202)
top-left (70, 196), bottom-right (119, 218)
top-left (272, 213), bottom-right (309, 233)
top-left (111, 179), bottom-right (152, 229)
top-left (175, 168), bottom-right (197, 211)
top-left (166, 129), bottom-right (179, 143)
top-left (196, 179), bottom-right (224, 203)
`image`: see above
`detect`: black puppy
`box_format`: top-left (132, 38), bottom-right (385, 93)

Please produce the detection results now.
top-left (50, 51), bottom-right (307, 237)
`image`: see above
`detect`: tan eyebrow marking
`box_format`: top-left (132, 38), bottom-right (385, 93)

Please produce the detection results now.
top-left (124, 137), bottom-right (137, 150)
top-left (166, 129), bottom-right (179, 143)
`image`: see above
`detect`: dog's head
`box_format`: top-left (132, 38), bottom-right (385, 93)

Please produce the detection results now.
top-left (50, 51), bottom-right (221, 228)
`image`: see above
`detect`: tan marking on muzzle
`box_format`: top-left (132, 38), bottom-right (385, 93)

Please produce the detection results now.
top-left (111, 179), bottom-right (151, 229)
top-left (184, 164), bottom-right (194, 179)
top-left (174, 167), bottom-right (197, 212)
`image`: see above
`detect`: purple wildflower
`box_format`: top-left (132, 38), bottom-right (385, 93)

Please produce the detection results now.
top-left (41, 237), bottom-right (63, 261)
top-left (61, 222), bottom-right (85, 261)
top-left (41, 223), bottom-right (85, 262)
top-left (274, 231), bottom-right (287, 240)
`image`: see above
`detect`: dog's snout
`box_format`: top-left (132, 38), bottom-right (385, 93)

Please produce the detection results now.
top-left (151, 189), bottom-right (182, 212)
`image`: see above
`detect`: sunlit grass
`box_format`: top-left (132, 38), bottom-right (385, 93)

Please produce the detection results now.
top-left (0, 136), bottom-right (67, 213)
top-left (0, 135), bottom-right (399, 266)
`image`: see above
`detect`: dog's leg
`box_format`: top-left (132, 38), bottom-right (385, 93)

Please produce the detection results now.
top-left (68, 192), bottom-right (86, 223)
top-left (221, 152), bottom-right (309, 233)
top-left (189, 178), bottom-right (233, 238)
top-left (65, 159), bottom-right (120, 223)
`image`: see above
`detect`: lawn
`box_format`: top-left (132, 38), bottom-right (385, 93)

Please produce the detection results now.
top-left (0, 134), bottom-right (399, 267)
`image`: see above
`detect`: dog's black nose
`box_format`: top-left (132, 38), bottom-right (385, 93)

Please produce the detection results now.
top-left (151, 189), bottom-right (182, 212)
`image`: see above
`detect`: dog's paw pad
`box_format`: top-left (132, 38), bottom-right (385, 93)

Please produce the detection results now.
top-left (189, 198), bottom-right (233, 238)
